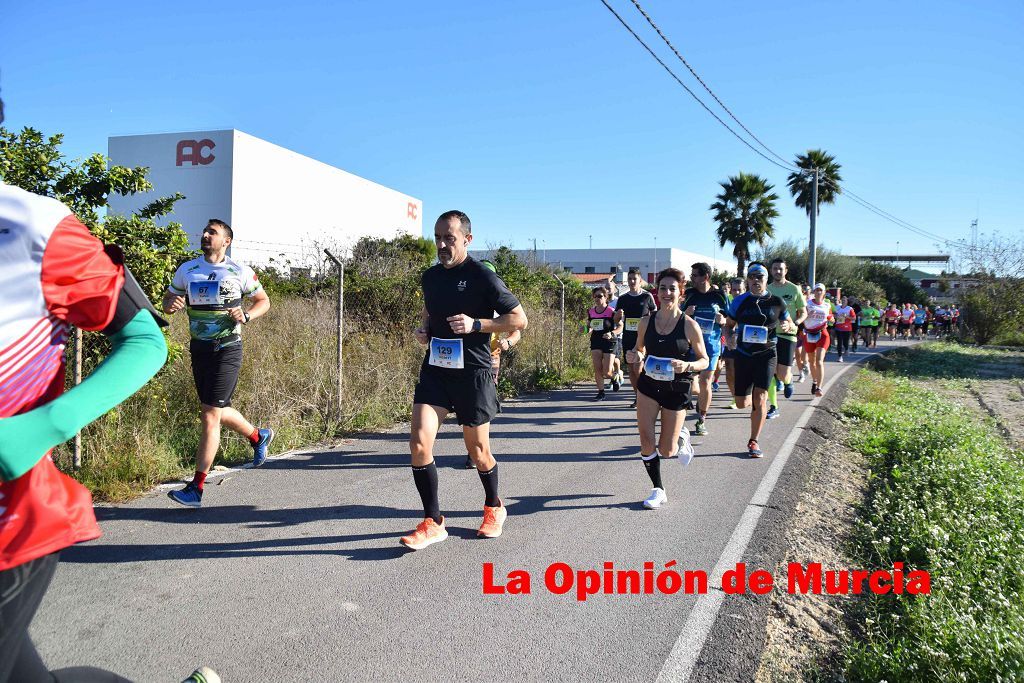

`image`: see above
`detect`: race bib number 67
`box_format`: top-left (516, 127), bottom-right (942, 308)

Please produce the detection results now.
top-left (429, 338), bottom-right (464, 369)
top-left (188, 281), bottom-right (221, 306)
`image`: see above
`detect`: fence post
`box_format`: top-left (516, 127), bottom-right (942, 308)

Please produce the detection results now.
top-left (73, 327), bottom-right (83, 470)
top-left (324, 250), bottom-right (344, 421)
top-left (552, 273), bottom-right (565, 374)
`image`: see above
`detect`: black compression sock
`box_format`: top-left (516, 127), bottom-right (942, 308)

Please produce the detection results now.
top-left (641, 452), bottom-right (663, 490)
top-left (478, 464), bottom-right (501, 507)
top-left (412, 462), bottom-right (441, 524)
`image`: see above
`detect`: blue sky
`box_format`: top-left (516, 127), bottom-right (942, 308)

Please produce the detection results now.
top-left (3, 0), bottom-right (1021, 266)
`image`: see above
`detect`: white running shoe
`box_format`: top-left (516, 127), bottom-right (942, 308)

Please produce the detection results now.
top-left (643, 487), bottom-right (668, 509)
top-left (678, 430), bottom-right (695, 466)
top-left (796, 371), bottom-right (805, 383)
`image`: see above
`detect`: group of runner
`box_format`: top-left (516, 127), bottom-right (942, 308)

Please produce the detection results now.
top-left (882, 302), bottom-right (959, 341)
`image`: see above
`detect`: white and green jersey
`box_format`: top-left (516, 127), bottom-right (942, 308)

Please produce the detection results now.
top-left (169, 256), bottom-right (262, 341)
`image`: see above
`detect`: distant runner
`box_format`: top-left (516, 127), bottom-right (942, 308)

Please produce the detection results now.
top-left (683, 262), bottom-right (728, 436)
top-left (802, 284), bottom-right (834, 397)
top-left (766, 258), bottom-right (806, 419)
top-left (613, 268), bottom-right (657, 409)
top-left (833, 296), bottom-right (855, 362)
top-left (588, 286), bottom-right (623, 401)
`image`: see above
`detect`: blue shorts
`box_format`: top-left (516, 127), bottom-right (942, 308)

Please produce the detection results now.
top-left (700, 337), bottom-right (721, 373)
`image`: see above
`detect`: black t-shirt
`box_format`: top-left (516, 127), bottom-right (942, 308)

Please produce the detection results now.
top-left (421, 257), bottom-right (520, 371)
top-left (726, 292), bottom-right (789, 358)
top-left (615, 290), bottom-right (657, 337)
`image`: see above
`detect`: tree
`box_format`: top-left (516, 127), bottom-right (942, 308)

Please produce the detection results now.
top-left (0, 126), bottom-right (190, 300)
top-left (709, 172), bottom-right (779, 276)
top-left (787, 149), bottom-right (842, 217)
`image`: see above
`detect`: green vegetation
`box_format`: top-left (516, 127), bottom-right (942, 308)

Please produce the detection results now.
top-left (839, 343), bottom-right (1024, 680)
top-left (710, 172), bottom-right (780, 276)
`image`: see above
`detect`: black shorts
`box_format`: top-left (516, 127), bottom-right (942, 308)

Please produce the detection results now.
top-left (733, 352), bottom-right (777, 397)
top-left (590, 335), bottom-right (615, 353)
top-left (190, 340), bottom-right (243, 408)
top-left (636, 373), bottom-right (693, 411)
top-left (775, 337), bottom-right (797, 367)
top-left (621, 332), bottom-right (639, 360)
top-left (413, 365), bottom-right (499, 427)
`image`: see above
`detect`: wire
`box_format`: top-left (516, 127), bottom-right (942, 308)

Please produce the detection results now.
top-left (626, 0), bottom-right (796, 169)
top-left (597, 0), bottom-right (802, 174)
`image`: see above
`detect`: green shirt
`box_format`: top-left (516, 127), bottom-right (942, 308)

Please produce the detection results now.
top-left (859, 306), bottom-right (880, 327)
top-left (767, 280), bottom-right (805, 341)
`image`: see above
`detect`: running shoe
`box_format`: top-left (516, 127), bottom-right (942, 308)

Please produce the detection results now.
top-left (593, 390), bottom-right (606, 401)
top-left (784, 383), bottom-right (794, 399)
top-left (400, 517), bottom-right (448, 550)
top-left (747, 439), bottom-right (763, 458)
top-left (678, 430), bottom-right (695, 466)
top-left (612, 373), bottom-right (621, 392)
top-left (796, 371), bottom-right (805, 383)
top-left (478, 503), bottom-right (507, 538)
top-left (183, 667), bottom-right (221, 683)
top-left (712, 381), bottom-right (720, 392)
top-left (643, 487), bottom-right (668, 509)
top-left (727, 400), bottom-right (738, 409)
top-left (630, 399), bottom-right (637, 409)
top-left (766, 405), bottom-right (779, 420)
top-left (464, 456), bottom-right (476, 469)
top-left (837, 355), bottom-right (845, 363)
top-left (775, 378), bottom-right (783, 392)
top-left (251, 427), bottom-right (275, 467)
top-left (168, 483), bottom-right (202, 508)
top-left (694, 418), bottom-right (708, 436)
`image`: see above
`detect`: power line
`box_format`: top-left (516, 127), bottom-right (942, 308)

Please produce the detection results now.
top-left (626, 0), bottom-right (795, 169)
top-left (597, 0), bottom-right (802, 174)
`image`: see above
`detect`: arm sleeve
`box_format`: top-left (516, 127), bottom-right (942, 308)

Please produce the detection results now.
top-left (0, 309), bottom-right (167, 481)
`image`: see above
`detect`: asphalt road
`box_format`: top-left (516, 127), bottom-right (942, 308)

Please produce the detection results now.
top-left (32, 342), bottom-right (897, 682)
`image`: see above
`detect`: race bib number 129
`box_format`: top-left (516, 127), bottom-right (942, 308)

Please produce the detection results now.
top-left (429, 338), bottom-right (464, 369)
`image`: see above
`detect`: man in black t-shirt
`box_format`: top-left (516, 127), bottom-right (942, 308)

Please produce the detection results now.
top-left (400, 211), bottom-right (529, 551)
top-left (614, 268), bottom-right (657, 407)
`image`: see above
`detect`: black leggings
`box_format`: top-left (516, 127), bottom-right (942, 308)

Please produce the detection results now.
top-left (0, 553), bottom-right (130, 683)
top-left (835, 330), bottom-right (851, 356)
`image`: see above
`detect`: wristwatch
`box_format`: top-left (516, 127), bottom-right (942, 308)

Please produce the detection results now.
top-left (243, 312), bottom-right (251, 324)
top-left (472, 319), bottom-right (482, 333)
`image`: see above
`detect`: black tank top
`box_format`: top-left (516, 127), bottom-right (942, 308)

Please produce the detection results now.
top-left (643, 311), bottom-right (692, 383)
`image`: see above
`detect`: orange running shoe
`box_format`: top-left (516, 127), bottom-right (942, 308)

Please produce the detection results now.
top-left (399, 517), bottom-right (448, 550)
top-left (477, 503), bottom-right (507, 538)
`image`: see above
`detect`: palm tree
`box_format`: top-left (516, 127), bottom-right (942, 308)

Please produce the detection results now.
top-left (709, 173), bottom-right (779, 276)
top-left (787, 149), bottom-right (842, 216)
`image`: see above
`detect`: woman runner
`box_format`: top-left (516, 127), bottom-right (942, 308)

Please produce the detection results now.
top-left (802, 283), bottom-right (834, 397)
top-left (626, 268), bottom-right (708, 509)
top-left (588, 286), bottom-right (623, 401)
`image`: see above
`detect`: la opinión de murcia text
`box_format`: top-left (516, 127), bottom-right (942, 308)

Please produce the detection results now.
top-left (483, 562), bottom-right (930, 602)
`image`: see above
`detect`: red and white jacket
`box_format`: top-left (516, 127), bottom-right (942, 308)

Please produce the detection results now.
top-left (0, 181), bottom-right (124, 571)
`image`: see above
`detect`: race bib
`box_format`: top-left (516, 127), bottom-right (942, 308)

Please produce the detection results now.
top-left (624, 318), bottom-right (641, 332)
top-left (188, 281), bottom-right (221, 306)
top-left (695, 316), bottom-right (715, 334)
top-left (429, 338), bottom-right (464, 369)
top-left (806, 329), bottom-right (822, 343)
top-left (590, 319), bottom-right (606, 332)
top-left (644, 355), bottom-right (676, 382)
top-left (741, 325), bottom-right (769, 344)
top-left (836, 315), bottom-right (846, 324)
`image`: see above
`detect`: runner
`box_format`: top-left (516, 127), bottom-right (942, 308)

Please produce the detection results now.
top-left (587, 286), bottom-right (623, 401)
top-left (683, 262), bottom-right (728, 436)
top-left (884, 303), bottom-right (900, 341)
top-left (951, 305), bottom-right (961, 333)
top-left (626, 268), bottom-right (708, 508)
top-left (723, 277), bottom-right (746, 409)
top-left (402, 210), bottom-right (528, 549)
top-left (858, 299), bottom-right (881, 349)
top-left (0, 156), bottom-right (217, 681)
top-left (833, 296), bottom-right (855, 362)
top-left (721, 263), bottom-right (794, 458)
top-left (163, 220), bottom-right (274, 508)
top-left (849, 298), bottom-right (862, 352)
top-left (899, 303), bottom-right (914, 340)
top-left (794, 283), bottom-right (812, 383)
top-left (913, 304), bottom-right (927, 340)
top-left (802, 284), bottom-right (834, 397)
top-left (614, 268), bottom-right (658, 408)
top-left (766, 258), bottom-right (806, 419)
top-left (934, 304), bottom-right (951, 338)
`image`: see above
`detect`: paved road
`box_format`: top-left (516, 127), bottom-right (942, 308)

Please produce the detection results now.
top-left (32, 343), bottom-right (896, 682)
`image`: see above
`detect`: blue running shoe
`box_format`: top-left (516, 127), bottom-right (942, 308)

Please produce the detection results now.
top-left (784, 383), bottom-right (794, 399)
top-left (168, 483), bottom-right (202, 508)
top-left (747, 439), bottom-right (763, 458)
top-left (775, 378), bottom-right (783, 392)
top-left (252, 427), bottom-right (275, 467)
top-left (766, 405), bottom-right (780, 420)
top-left (712, 381), bottom-right (720, 392)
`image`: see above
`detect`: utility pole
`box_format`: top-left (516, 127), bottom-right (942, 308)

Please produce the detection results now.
top-left (654, 236), bottom-right (658, 276)
top-left (589, 235), bottom-right (592, 250)
top-left (807, 167), bottom-right (819, 286)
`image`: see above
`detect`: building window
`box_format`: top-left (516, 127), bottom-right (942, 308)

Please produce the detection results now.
top-left (585, 266), bottom-right (595, 273)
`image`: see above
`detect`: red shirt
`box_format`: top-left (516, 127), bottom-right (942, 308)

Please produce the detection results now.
top-left (1, 182), bottom-right (123, 571)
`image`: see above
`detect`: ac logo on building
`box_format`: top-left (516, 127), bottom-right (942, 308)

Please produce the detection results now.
top-left (407, 202), bottom-right (418, 220)
top-left (176, 139), bottom-right (216, 166)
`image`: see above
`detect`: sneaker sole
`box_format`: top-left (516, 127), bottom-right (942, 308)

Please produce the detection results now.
top-left (167, 492), bottom-right (201, 508)
top-left (252, 429), bottom-right (276, 467)
top-left (642, 500), bottom-right (664, 509)
top-left (400, 529), bottom-right (449, 550)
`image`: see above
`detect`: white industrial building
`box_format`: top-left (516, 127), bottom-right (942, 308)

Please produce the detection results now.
top-left (107, 129), bottom-right (422, 268)
top-left (471, 248), bottom-right (735, 286)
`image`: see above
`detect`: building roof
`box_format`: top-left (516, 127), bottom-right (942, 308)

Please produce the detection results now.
top-left (901, 268), bottom-right (935, 280)
top-left (572, 273), bottom-right (616, 285)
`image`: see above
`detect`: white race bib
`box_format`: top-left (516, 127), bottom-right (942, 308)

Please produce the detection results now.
top-left (188, 281), bottom-right (221, 306)
top-left (429, 338), bottom-right (464, 369)
top-left (741, 325), bottom-right (769, 344)
top-left (590, 318), bottom-right (606, 332)
top-left (695, 316), bottom-right (715, 334)
top-left (643, 355), bottom-right (676, 381)
top-left (624, 318), bottom-right (641, 332)
top-left (805, 329), bottom-right (822, 343)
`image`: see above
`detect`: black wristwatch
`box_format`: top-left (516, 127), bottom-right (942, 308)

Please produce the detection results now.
top-left (472, 319), bottom-right (482, 333)
top-left (243, 312), bottom-right (251, 324)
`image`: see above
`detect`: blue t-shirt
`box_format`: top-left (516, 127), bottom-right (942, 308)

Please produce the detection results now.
top-left (683, 288), bottom-right (729, 350)
top-left (914, 309), bottom-right (927, 324)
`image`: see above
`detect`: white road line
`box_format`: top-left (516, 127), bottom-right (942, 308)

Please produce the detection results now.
top-left (656, 347), bottom-right (886, 682)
